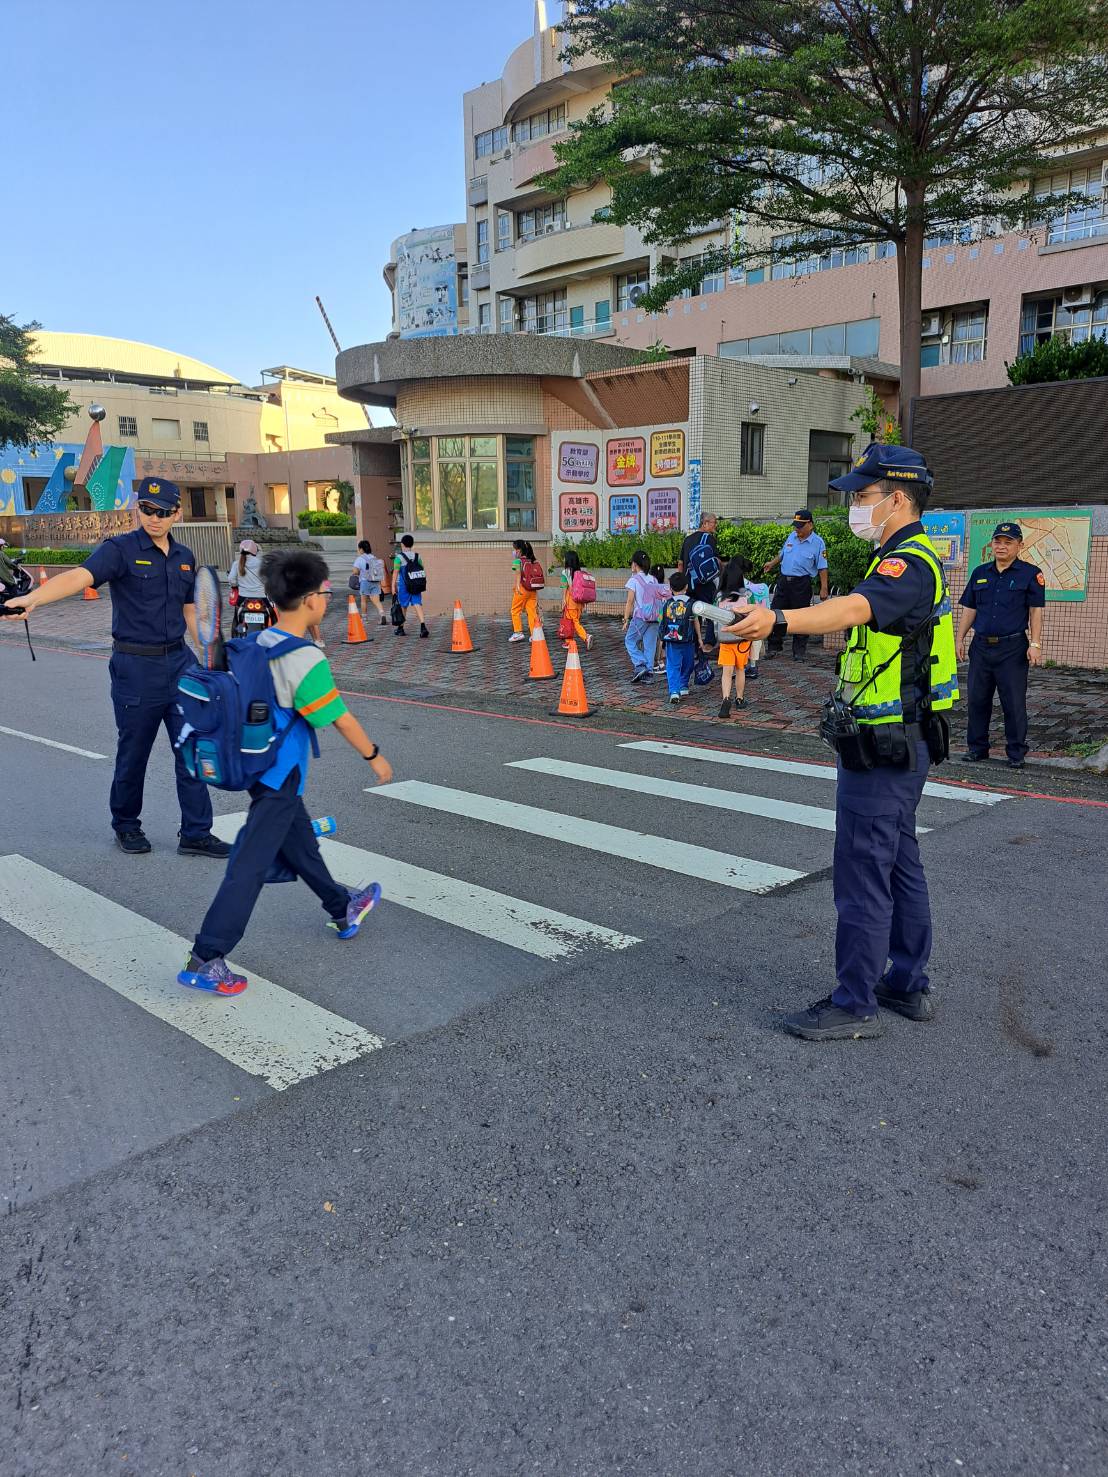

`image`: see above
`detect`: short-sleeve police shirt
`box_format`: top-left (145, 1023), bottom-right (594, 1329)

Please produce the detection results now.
top-left (779, 530), bottom-right (828, 578)
top-left (958, 557), bottom-right (1045, 637)
top-left (851, 520), bottom-right (937, 636)
top-left (83, 528), bottom-right (197, 643)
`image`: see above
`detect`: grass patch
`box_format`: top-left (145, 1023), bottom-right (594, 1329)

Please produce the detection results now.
top-left (1062, 740), bottom-right (1105, 758)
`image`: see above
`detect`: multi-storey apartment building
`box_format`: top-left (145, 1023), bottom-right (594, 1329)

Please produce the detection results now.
top-left (402, 1), bottom-right (1108, 401)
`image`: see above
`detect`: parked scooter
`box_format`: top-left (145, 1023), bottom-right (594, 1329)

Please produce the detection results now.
top-left (230, 592), bottom-right (277, 639)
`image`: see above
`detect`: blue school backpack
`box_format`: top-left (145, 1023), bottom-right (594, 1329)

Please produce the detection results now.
top-left (686, 533), bottom-right (720, 586)
top-left (659, 595), bottom-right (693, 643)
top-left (174, 634), bottom-right (320, 791)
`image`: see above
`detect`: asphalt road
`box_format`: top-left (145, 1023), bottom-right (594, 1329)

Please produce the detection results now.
top-left (1, 641), bottom-right (1106, 1476)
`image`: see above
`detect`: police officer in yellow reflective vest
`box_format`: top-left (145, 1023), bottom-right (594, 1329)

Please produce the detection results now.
top-left (733, 444), bottom-right (958, 1041)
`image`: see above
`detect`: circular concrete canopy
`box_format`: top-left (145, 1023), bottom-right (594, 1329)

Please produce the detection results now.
top-left (336, 336), bottom-right (647, 408)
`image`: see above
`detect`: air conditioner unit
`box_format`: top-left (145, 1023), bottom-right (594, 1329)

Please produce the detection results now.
top-left (627, 284), bottom-right (648, 307)
top-left (1062, 284), bottom-right (1095, 308)
top-left (920, 312), bottom-right (943, 337)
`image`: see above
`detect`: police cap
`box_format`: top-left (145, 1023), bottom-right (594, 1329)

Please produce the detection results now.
top-left (135, 476), bottom-right (181, 510)
top-left (992, 521), bottom-right (1023, 540)
top-left (829, 443), bottom-right (932, 495)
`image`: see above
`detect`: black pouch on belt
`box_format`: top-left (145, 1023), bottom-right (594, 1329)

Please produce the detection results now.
top-left (922, 711), bottom-right (950, 765)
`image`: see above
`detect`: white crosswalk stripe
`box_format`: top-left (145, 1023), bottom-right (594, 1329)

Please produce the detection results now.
top-left (620, 741), bottom-right (1013, 806)
top-left (0, 854), bottom-right (383, 1091)
top-left (507, 756), bottom-right (855, 833)
top-left (211, 815), bottom-right (640, 959)
top-left (366, 780), bottom-right (806, 894)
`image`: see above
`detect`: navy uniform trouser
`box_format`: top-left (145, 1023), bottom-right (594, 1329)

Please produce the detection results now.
top-left (768, 575), bottom-right (814, 656)
top-left (832, 739), bottom-right (932, 1016)
top-left (194, 767), bottom-right (349, 962)
top-left (966, 636), bottom-right (1029, 763)
top-left (108, 649), bottom-right (213, 840)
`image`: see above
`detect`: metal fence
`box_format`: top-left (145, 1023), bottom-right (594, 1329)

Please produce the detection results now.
top-left (180, 520), bottom-right (235, 573)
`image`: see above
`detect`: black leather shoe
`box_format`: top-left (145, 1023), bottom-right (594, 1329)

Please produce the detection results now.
top-left (177, 833), bottom-right (232, 859)
top-left (115, 829), bottom-right (152, 855)
top-left (875, 983), bottom-right (936, 1022)
top-left (782, 996), bottom-right (883, 1041)
top-left (1007, 759), bottom-right (1026, 770)
top-left (960, 751), bottom-right (989, 762)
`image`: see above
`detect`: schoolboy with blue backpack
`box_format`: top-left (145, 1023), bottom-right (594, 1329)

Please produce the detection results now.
top-left (658, 572), bottom-right (704, 705)
top-left (174, 549), bottom-right (393, 995)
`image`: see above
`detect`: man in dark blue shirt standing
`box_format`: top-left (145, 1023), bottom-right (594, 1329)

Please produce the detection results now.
top-left (956, 522), bottom-right (1045, 770)
top-left (5, 478), bottom-right (231, 857)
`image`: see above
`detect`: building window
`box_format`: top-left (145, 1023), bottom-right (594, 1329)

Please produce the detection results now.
top-left (770, 231), bottom-right (869, 280)
top-left (478, 302), bottom-right (491, 329)
top-left (740, 422), bottom-right (765, 476)
top-left (496, 211), bottom-right (512, 252)
top-left (719, 316), bottom-right (879, 360)
top-left (459, 270), bottom-right (469, 306)
top-left (923, 224), bottom-right (976, 250)
top-left (677, 252), bottom-right (725, 297)
top-left (474, 125), bottom-right (509, 158)
top-left (476, 219), bottom-right (489, 264)
top-left (193, 420), bottom-right (209, 442)
top-left (617, 270), bottom-right (650, 310)
top-left (516, 200), bottom-right (566, 241)
top-left (519, 289), bottom-right (567, 334)
top-left (947, 306), bottom-right (987, 363)
top-left (498, 296), bottom-right (515, 332)
top-left (595, 299), bottom-right (611, 327)
top-left (1033, 165), bottom-right (1108, 245)
top-left (1019, 290), bottom-right (1108, 355)
top-left (511, 104), bottom-right (566, 144)
top-left (505, 436), bottom-right (536, 530)
top-left (117, 415), bottom-right (138, 438)
top-left (151, 417), bottom-right (180, 442)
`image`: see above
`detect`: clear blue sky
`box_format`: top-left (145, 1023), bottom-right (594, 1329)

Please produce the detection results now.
top-left (2, 0), bottom-right (539, 384)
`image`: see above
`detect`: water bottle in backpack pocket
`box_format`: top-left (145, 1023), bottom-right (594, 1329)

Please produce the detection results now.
top-left (175, 634), bottom-right (320, 790)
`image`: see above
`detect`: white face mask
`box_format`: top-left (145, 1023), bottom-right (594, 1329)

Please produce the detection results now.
top-left (848, 491), bottom-right (895, 543)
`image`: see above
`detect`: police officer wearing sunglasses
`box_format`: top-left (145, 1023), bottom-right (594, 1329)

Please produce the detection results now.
top-left (3, 477), bottom-right (230, 858)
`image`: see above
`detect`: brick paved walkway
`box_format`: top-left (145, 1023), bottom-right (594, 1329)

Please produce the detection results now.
top-left (4, 592), bottom-right (1106, 760)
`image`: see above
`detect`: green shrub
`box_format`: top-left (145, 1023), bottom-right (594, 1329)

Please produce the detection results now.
top-left (7, 547), bottom-right (94, 564)
top-left (296, 510), bottom-right (357, 534)
top-left (553, 529), bottom-right (684, 569)
top-left (1006, 334), bottom-right (1108, 385)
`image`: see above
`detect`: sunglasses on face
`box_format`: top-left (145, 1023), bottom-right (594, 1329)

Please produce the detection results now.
top-left (138, 502), bottom-right (174, 518)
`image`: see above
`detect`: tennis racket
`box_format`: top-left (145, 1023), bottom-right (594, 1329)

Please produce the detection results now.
top-left (193, 565), bottom-right (226, 670)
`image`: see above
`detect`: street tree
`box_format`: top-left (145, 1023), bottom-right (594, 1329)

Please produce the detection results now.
top-left (545, 0), bottom-right (1108, 426)
top-left (0, 315), bottom-right (75, 449)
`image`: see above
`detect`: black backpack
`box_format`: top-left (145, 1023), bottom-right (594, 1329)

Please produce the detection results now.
top-left (401, 553), bottom-right (427, 595)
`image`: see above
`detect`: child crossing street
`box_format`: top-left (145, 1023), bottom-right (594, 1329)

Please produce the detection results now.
top-left (658, 572), bottom-right (703, 705)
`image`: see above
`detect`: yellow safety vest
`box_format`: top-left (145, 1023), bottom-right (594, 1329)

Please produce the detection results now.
top-left (837, 533), bottom-right (959, 726)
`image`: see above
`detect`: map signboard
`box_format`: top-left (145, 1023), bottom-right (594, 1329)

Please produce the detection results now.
top-left (606, 437), bottom-right (646, 486)
top-left (649, 429), bottom-right (685, 478)
top-left (558, 491), bottom-right (599, 533)
top-left (967, 509), bottom-right (1092, 602)
top-left (608, 493), bottom-right (641, 534)
top-left (921, 511), bottom-right (966, 567)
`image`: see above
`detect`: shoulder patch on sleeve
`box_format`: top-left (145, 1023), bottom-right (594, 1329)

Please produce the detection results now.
top-left (1036, 571), bottom-right (1045, 586)
top-left (876, 557), bottom-right (908, 578)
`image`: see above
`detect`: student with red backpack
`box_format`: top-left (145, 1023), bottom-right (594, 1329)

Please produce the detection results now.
top-left (508, 539), bottom-right (544, 642)
top-left (559, 549), bottom-right (594, 651)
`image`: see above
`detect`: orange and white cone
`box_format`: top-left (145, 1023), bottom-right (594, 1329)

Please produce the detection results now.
top-left (38, 566), bottom-right (48, 586)
top-left (343, 594), bottom-right (370, 645)
top-left (527, 622), bottom-right (556, 680)
top-left (82, 582), bottom-right (100, 600)
top-left (450, 599), bottom-right (475, 653)
top-left (550, 640), bottom-right (594, 718)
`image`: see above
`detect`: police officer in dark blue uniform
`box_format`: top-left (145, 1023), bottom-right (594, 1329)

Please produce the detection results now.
top-left (956, 522), bottom-right (1045, 771)
top-left (733, 444), bottom-right (957, 1041)
top-left (5, 478), bottom-right (231, 858)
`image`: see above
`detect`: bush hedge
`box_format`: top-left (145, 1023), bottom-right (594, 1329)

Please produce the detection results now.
top-left (6, 547), bottom-right (94, 564)
top-left (555, 510), bottom-right (870, 594)
top-left (296, 510), bottom-right (357, 534)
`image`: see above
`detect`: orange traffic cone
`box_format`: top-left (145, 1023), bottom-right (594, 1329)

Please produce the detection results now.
top-left (38, 566), bottom-right (47, 586)
top-left (343, 594), bottom-right (370, 645)
top-left (527, 622), bottom-right (556, 680)
top-left (449, 599), bottom-right (475, 653)
top-left (82, 582), bottom-right (100, 600)
top-left (550, 640), bottom-right (594, 718)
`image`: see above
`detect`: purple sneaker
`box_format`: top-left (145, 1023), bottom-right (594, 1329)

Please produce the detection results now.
top-left (177, 954), bottom-right (248, 996)
top-left (329, 882), bottom-right (382, 939)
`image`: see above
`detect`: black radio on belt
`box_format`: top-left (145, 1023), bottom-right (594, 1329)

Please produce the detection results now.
top-left (819, 692), bottom-right (875, 771)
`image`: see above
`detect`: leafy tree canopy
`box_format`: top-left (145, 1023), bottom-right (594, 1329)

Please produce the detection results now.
top-left (0, 315), bottom-right (76, 449)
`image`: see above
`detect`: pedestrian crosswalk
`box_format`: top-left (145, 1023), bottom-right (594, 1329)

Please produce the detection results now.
top-left (3, 735), bottom-right (1011, 1097)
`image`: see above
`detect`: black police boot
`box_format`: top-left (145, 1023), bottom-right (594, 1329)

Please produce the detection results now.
top-left (115, 828), bottom-right (152, 855)
top-left (960, 751), bottom-right (989, 762)
top-left (875, 983), bottom-right (936, 1022)
top-left (177, 832), bottom-right (232, 859)
top-left (782, 995), bottom-right (883, 1041)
